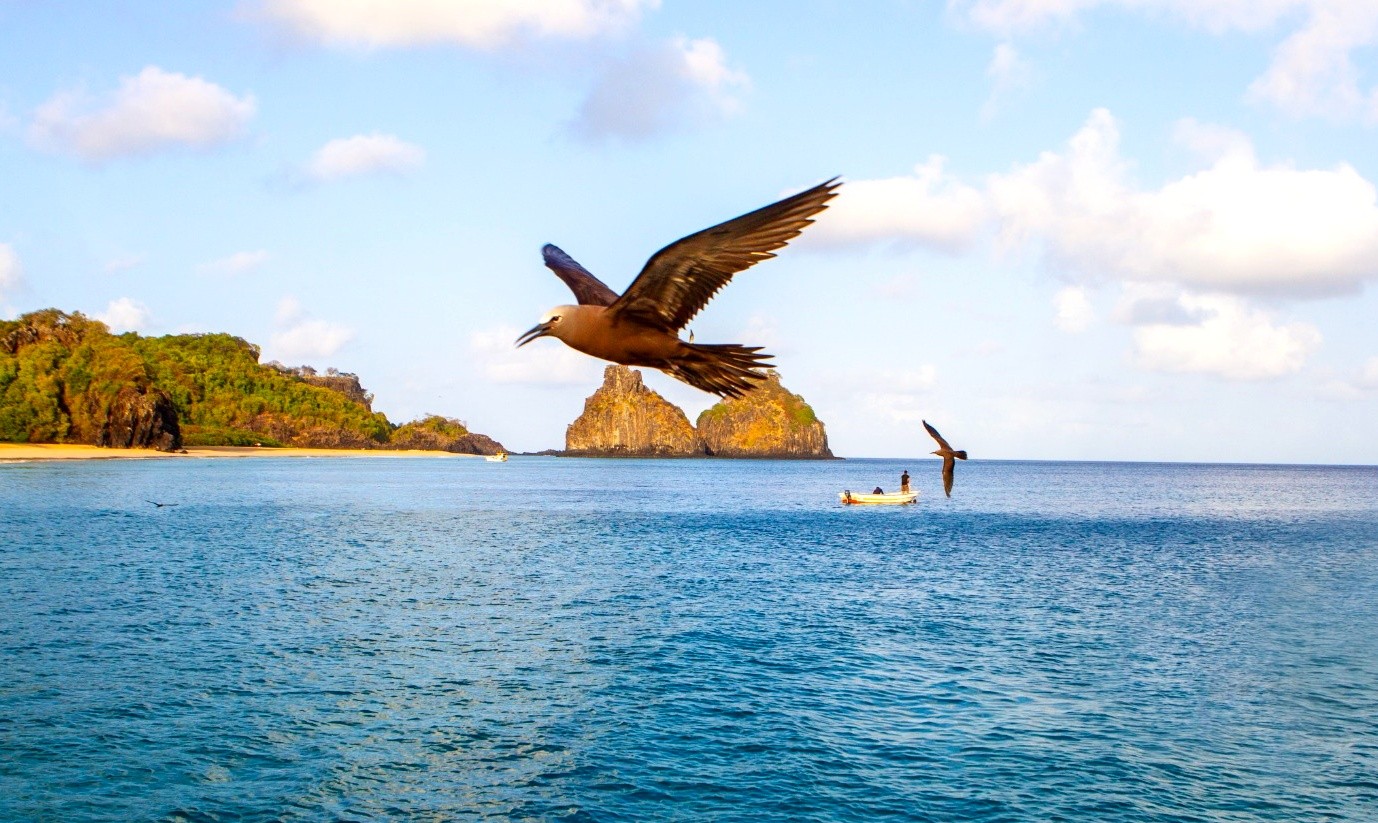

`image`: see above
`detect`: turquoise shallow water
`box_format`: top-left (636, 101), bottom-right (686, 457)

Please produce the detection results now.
top-left (2, 456), bottom-right (1377, 822)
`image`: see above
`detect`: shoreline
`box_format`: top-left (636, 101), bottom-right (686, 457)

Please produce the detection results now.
top-left (0, 444), bottom-right (488, 462)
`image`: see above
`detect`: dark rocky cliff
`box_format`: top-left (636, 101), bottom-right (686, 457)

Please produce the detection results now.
top-left (696, 370), bottom-right (833, 458)
top-left (83, 385), bottom-right (182, 451)
top-left (565, 366), bottom-right (705, 457)
top-left (1, 310), bottom-right (183, 450)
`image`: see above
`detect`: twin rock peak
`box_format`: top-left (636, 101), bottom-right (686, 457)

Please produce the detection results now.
top-left (564, 365), bottom-right (833, 459)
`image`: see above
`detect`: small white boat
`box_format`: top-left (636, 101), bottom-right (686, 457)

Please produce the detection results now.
top-left (839, 490), bottom-right (917, 505)
top-left (485, 452), bottom-right (508, 462)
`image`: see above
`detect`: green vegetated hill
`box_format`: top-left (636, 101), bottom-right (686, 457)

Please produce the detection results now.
top-left (0, 309), bottom-right (504, 453)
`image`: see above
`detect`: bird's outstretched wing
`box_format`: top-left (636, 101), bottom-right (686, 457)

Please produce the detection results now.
top-left (608, 178), bottom-right (841, 334)
top-left (923, 420), bottom-right (952, 451)
top-left (941, 456), bottom-right (955, 497)
top-left (542, 244), bottom-right (619, 307)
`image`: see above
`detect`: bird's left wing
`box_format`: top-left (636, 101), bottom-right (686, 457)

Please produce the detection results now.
top-left (607, 178), bottom-right (840, 334)
top-left (543, 244), bottom-right (619, 307)
top-left (923, 420), bottom-right (952, 451)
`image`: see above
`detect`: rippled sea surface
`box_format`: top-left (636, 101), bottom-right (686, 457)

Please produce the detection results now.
top-left (3, 457), bottom-right (1377, 822)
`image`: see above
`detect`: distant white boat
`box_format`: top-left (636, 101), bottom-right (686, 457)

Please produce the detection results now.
top-left (485, 452), bottom-right (508, 462)
top-left (839, 490), bottom-right (917, 505)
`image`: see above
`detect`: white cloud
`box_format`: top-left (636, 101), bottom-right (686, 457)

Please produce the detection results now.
top-left (834, 110), bottom-right (1378, 298)
top-left (951, 0), bottom-right (1378, 120)
top-left (571, 36), bottom-right (748, 141)
top-left (198, 250), bottom-right (270, 275)
top-left (809, 156), bottom-right (988, 252)
top-left (1246, 3), bottom-right (1378, 120)
top-left (267, 296), bottom-right (354, 360)
top-left (1053, 286), bottom-right (1094, 332)
top-left (96, 297), bottom-right (152, 333)
top-left (28, 66), bottom-right (256, 162)
top-left (1131, 293), bottom-right (1321, 380)
top-left (251, 0), bottom-right (655, 50)
top-left (470, 324), bottom-right (600, 385)
top-left (987, 109), bottom-right (1378, 296)
top-left (304, 133), bottom-right (425, 182)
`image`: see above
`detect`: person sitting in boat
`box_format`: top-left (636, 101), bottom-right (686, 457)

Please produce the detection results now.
top-left (872, 486), bottom-right (884, 494)
top-left (900, 471), bottom-right (910, 493)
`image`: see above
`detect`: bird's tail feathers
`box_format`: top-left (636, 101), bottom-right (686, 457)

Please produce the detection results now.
top-left (954, 450), bottom-right (968, 460)
top-left (669, 343), bottom-right (773, 398)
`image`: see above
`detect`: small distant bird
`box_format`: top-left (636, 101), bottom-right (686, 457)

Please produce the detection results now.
top-left (146, 500), bottom-right (178, 508)
top-left (923, 420), bottom-right (968, 498)
top-left (516, 178), bottom-right (841, 398)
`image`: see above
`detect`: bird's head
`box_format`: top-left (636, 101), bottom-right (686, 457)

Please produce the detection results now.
top-left (515, 305), bottom-right (576, 347)
top-left (931, 450), bottom-right (941, 456)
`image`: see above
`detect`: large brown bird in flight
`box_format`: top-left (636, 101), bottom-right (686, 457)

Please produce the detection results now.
top-left (516, 178), bottom-right (840, 398)
top-left (923, 420), bottom-right (968, 498)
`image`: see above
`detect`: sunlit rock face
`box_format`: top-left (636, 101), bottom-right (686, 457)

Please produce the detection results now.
top-left (695, 370), bottom-right (833, 459)
top-left (565, 366), bottom-right (705, 457)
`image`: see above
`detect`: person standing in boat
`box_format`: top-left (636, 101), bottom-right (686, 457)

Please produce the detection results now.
top-left (900, 470), bottom-right (911, 493)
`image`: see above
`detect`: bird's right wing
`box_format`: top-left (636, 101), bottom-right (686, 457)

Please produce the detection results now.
top-left (607, 178), bottom-right (840, 334)
top-left (923, 420), bottom-right (952, 451)
top-left (942, 456), bottom-right (955, 497)
top-left (542, 244), bottom-right (619, 307)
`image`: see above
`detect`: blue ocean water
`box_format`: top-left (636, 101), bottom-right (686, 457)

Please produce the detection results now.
top-left (2, 456), bottom-right (1377, 822)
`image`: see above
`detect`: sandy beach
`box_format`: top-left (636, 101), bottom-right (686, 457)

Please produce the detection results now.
top-left (0, 444), bottom-right (484, 462)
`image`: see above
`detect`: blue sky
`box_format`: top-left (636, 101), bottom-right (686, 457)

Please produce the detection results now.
top-left (2, 1), bottom-right (1377, 462)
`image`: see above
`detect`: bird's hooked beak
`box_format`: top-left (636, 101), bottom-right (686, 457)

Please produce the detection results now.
top-left (515, 321), bottom-right (553, 348)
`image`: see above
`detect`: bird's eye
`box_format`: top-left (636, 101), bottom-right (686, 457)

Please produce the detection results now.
top-left (550, 315), bottom-right (562, 323)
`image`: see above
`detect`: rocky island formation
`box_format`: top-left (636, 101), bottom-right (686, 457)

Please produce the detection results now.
top-left (565, 366), bottom-right (704, 456)
top-left (697, 370), bottom-right (833, 458)
top-left (563, 365), bottom-right (833, 459)
top-left (389, 415), bottom-right (506, 455)
top-left (0, 309), bottom-right (504, 454)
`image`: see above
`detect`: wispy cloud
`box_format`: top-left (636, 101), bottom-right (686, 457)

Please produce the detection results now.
top-left (104, 254), bottom-right (147, 274)
top-left (982, 42), bottom-right (1033, 118)
top-left (470, 324), bottom-right (600, 386)
top-left (28, 66), bottom-right (256, 162)
top-left (198, 250), bottom-right (271, 275)
top-left (303, 133), bottom-right (425, 182)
